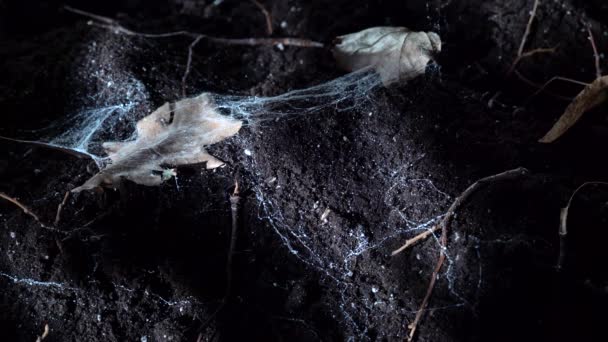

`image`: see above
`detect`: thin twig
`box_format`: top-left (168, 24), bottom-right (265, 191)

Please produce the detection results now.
top-left (54, 191), bottom-right (71, 226)
top-left (395, 167), bottom-right (529, 341)
top-left (506, 0), bottom-right (541, 77)
top-left (391, 226), bottom-right (440, 256)
top-left (518, 0), bottom-right (540, 57)
top-left (251, 0), bottom-right (273, 35)
top-left (0, 192), bottom-right (50, 228)
top-left (516, 71), bottom-right (585, 102)
top-left (587, 26), bottom-right (602, 79)
top-left (181, 35), bottom-right (203, 97)
top-left (65, 6), bottom-right (323, 48)
top-left (507, 46), bottom-right (556, 75)
top-left (556, 181), bottom-right (608, 270)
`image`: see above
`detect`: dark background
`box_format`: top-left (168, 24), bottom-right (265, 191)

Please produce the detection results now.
top-left (1, 0), bottom-right (608, 341)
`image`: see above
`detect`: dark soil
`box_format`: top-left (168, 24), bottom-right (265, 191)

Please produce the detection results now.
top-left (1, 0), bottom-right (608, 341)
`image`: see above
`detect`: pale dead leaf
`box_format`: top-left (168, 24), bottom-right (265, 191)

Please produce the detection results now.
top-left (539, 75), bottom-right (608, 143)
top-left (333, 26), bottom-right (441, 85)
top-left (73, 94), bottom-right (242, 192)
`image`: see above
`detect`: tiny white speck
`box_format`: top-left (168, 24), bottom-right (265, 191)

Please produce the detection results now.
top-left (96, 314), bottom-right (101, 322)
top-left (276, 43), bottom-right (285, 51)
top-left (244, 149), bottom-right (252, 156)
top-left (140, 337), bottom-right (148, 342)
top-left (371, 286), bottom-right (379, 293)
top-left (280, 21), bottom-right (288, 28)
top-left (9, 232), bottom-right (16, 239)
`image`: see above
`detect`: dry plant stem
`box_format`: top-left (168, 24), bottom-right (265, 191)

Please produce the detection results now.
top-left (65, 6), bottom-right (324, 48)
top-left (400, 167), bottom-right (529, 342)
top-left (251, 0), bottom-right (273, 35)
top-left (556, 181), bottom-right (608, 270)
top-left (587, 26), bottom-right (602, 79)
top-left (517, 0), bottom-right (540, 57)
top-left (0, 192), bottom-right (50, 229)
top-left (54, 191), bottom-right (71, 226)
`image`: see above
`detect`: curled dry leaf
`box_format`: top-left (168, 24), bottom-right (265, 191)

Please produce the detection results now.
top-left (73, 94), bottom-right (242, 192)
top-left (540, 76), bottom-right (608, 143)
top-left (333, 26), bottom-right (441, 85)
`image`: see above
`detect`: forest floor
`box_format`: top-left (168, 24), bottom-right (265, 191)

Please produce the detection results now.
top-left (1, 0), bottom-right (608, 341)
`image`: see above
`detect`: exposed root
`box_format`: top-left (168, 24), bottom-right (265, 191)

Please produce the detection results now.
top-left (65, 6), bottom-right (324, 48)
top-left (1, 192), bottom-right (50, 229)
top-left (393, 167), bottom-right (530, 341)
top-left (251, 0), bottom-right (273, 35)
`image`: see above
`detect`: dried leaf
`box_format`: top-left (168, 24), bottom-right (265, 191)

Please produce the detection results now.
top-left (539, 76), bottom-right (608, 143)
top-left (333, 26), bottom-right (441, 85)
top-left (73, 94), bottom-right (242, 192)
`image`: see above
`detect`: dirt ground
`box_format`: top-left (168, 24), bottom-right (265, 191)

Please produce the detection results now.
top-left (1, 0), bottom-right (608, 341)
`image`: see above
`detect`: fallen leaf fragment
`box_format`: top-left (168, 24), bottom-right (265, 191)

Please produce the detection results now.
top-left (73, 94), bottom-right (242, 192)
top-left (333, 26), bottom-right (441, 85)
top-left (539, 75), bottom-right (608, 143)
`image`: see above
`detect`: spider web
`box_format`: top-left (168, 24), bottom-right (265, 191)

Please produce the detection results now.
top-left (2, 6), bottom-right (493, 340)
